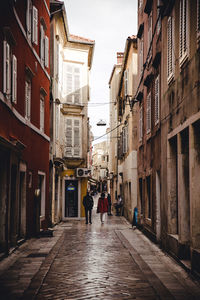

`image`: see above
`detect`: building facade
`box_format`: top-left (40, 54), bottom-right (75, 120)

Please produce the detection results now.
top-left (161, 0), bottom-right (200, 275)
top-left (50, 0), bottom-right (95, 222)
top-left (108, 53), bottom-right (123, 204)
top-left (0, 0), bottom-right (50, 255)
top-left (137, 0), bottom-right (162, 242)
top-left (117, 36), bottom-right (138, 223)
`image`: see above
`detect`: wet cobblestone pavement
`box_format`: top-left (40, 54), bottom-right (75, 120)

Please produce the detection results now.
top-left (0, 196), bottom-right (200, 299)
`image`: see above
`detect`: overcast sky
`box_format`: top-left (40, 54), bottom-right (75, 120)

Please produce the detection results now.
top-left (64, 0), bottom-right (138, 144)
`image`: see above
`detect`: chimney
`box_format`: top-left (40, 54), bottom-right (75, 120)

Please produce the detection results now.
top-left (117, 52), bottom-right (124, 64)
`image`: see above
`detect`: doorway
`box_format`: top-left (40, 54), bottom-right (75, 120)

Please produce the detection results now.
top-left (65, 180), bottom-right (78, 217)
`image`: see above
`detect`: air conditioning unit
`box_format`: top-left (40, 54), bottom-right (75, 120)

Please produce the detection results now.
top-left (76, 168), bottom-right (90, 178)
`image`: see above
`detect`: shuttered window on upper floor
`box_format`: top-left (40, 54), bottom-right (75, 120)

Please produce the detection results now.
top-left (146, 92), bottom-right (151, 134)
top-left (40, 25), bottom-right (49, 68)
top-left (179, 0), bottom-right (189, 66)
top-left (3, 41), bottom-right (17, 103)
top-left (25, 80), bottom-right (31, 120)
top-left (155, 75), bottom-right (160, 125)
top-left (148, 13), bottom-right (152, 60)
top-left (167, 16), bottom-right (174, 83)
top-left (65, 118), bottom-right (82, 158)
top-left (64, 64), bottom-right (81, 104)
top-left (139, 37), bottom-right (144, 75)
top-left (124, 69), bottom-right (129, 97)
top-left (139, 106), bottom-right (143, 142)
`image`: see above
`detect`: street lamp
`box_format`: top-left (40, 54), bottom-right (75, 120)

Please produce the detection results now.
top-left (96, 119), bottom-right (106, 126)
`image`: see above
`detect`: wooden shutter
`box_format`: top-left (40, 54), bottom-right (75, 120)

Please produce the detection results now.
top-left (74, 119), bottom-right (80, 157)
top-left (12, 55), bottom-right (17, 103)
top-left (40, 25), bottom-right (44, 63)
top-left (32, 6), bottom-right (38, 45)
top-left (45, 36), bottom-right (49, 67)
top-left (66, 65), bottom-right (73, 103)
top-left (25, 81), bottom-right (31, 120)
top-left (148, 13), bottom-right (152, 58)
top-left (157, 0), bottom-right (161, 34)
top-left (140, 37), bottom-right (144, 75)
top-left (74, 67), bottom-right (80, 104)
top-left (3, 41), bottom-right (7, 94)
top-left (146, 92), bottom-right (151, 134)
top-left (179, 0), bottom-right (189, 64)
top-left (26, 0), bottom-right (31, 36)
top-left (167, 16), bottom-right (174, 81)
top-left (40, 97), bottom-right (44, 132)
top-left (139, 106), bottom-right (143, 141)
top-left (124, 69), bottom-right (128, 96)
top-left (155, 75), bottom-right (159, 125)
top-left (65, 119), bottom-right (72, 156)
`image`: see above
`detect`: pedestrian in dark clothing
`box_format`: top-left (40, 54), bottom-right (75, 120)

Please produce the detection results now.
top-left (83, 191), bottom-right (94, 224)
top-left (107, 193), bottom-right (112, 216)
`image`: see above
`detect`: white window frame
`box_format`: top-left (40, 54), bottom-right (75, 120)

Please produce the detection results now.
top-left (26, 0), bottom-right (32, 39)
top-left (65, 117), bottom-right (82, 158)
top-left (40, 94), bottom-right (45, 132)
top-left (148, 13), bottom-right (152, 59)
top-left (167, 16), bottom-right (174, 83)
top-left (32, 5), bottom-right (38, 45)
top-left (40, 25), bottom-right (48, 68)
top-left (155, 75), bottom-right (160, 125)
top-left (146, 92), bottom-right (151, 134)
top-left (122, 125), bottom-right (128, 154)
top-left (179, 0), bottom-right (189, 66)
top-left (124, 69), bottom-right (129, 97)
top-left (157, 0), bottom-right (161, 34)
top-left (3, 40), bottom-right (11, 96)
top-left (12, 54), bottom-right (17, 103)
top-left (139, 106), bottom-right (143, 141)
top-left (64, 63), bottom-right (82, 105)
top-left (25, 80), bottom-right (31, 120)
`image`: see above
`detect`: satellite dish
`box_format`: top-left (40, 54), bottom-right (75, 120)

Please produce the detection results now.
top-left (96, 119), bottom-right (106, 126)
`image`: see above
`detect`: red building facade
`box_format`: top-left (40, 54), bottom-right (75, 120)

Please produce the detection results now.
top-left (0, 0), bottom-right (50, 255)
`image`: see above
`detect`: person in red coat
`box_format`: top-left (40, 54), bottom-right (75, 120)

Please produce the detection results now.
top-left (97, 192), bottom-right (108, 224)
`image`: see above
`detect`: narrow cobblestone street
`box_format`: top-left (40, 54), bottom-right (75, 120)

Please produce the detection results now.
top-left (0, 195), bottom-right (200, 300)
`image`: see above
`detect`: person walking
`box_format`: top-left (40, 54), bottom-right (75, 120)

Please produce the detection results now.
top-left (83, 191), bottom-right (94, 224)
top-left (107, 193), bottom-right (112, 216)
top-left (97, 192), bottom-right (108, 224)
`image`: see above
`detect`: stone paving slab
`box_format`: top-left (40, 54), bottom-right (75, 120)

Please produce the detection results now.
top-left (0, 207), bottom-right (200, 299)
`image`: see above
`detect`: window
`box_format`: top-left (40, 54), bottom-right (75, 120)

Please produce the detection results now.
top-left (40, 95), bottom-right (44, 132)
top-left (3, 41), bottom-right (11, 96)
top-left (122, 125), bottom-right (128, 154)
top-left (55, 104), bottom-right (59, 140)
top-left (12, 55), bottom-right (17, 103)
top-left (65, 118), bottom-right (81, 157)
top-left (26, 0), bottom-right (38, 44)
top-left (167, 16), bottom-right (174, 82)
top-left (139, 0), bottom-right (143, 9)
top-left (157, 0), bottom-right (161, 34)
top-left (146, 92), bottom-right (151, 134)
top-left (40, 25), bottom-right (49, 67)
top-left (63, 63), bottom-right (81, 104)
top-left (139, 37), bottom-right (144, 75)
top-left (25, 80), bottom-right (31, 120)
top-left (155, 75), bottom-right (160, 125)
top-left (3, 40), bottom-right (17, 103)
top-left (124, 69), bottom-right (129, 96)
top-left (139, 106), bottom-right (143, 141)
top-left (179, 0), bottom-right (189, 65)
top-left (148, 13), bottom-right (152, 59)
top-left (26, 0), bottom-right (32, 39)
top-left (198, 0), bottom-right (200, 40)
